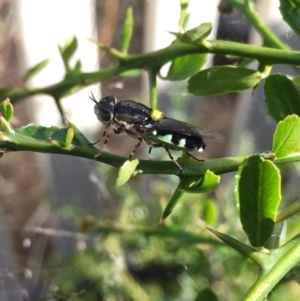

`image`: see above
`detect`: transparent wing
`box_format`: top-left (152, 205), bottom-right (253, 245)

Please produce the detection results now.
top-left (156, 118), bottom-right (225, 143)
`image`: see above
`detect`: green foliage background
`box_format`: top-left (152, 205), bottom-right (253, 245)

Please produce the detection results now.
top-left (1, 0), bottom-right (300, 300)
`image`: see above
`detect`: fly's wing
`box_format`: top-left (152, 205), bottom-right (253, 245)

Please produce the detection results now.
top-left (156, 118), bottom-right (225, 143)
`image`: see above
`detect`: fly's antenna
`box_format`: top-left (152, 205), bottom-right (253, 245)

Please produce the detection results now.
top-left (89, 92), bottom-right (98, 104)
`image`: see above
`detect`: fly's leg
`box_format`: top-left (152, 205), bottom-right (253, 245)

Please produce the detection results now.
top-left (90, 126), bottom-right (108, 146)
top-left (148, 147), bottom-right (152, 160)
top-left (92, 127), bottom-right (112, 158)
top-left (163, 146), bottom-right (182, 174)
top-left (185, 152), bottom-right (204, 162)
top-left (128, 138), bottom-right (143, 160)
top-left (99, 129), bottom-right (112, 153)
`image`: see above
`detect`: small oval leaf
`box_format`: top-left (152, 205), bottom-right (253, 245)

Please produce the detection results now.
top-left (202, 199), bottom-right (218, 226)
top-left (235, 155), bottom-right (281, 247)
top-left (179, 22), bottom-right (213, 44)
top-left (178, 170), bottom-right (220, 193)
top-left (65, 128), bottom-right (74, 147)
top-left (64, 117), bottom-right (91, 146)
top-left (0, 112), bottom-right (13, 133)
top-left (178, 0), bottom-right (190, 32)
top-left (279, 0), bottom-right (300, 37)
top-left (120, 6), bottom-right (133, 54)
top-left (58, 36), bottom-right (78, 70)
top-left (272, 114), bottom-right (300, 158)
top-left (0, 98), bottom-right (14, 121)
top-left (23, 59), bottom-right (50, 84)
top-left (166, 53), bottom-right (207, 81)
top-left (17, 124), bottom-right (83, 145)
top-left (264, 74), bottom-right (300, 122)
top-left (188, 66), bottom-right (261, 96)
top-left (115, 159), bottom-right (139, 187)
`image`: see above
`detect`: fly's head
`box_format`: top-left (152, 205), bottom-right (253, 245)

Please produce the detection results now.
top-left (90, 93), bottom-right (117, 126)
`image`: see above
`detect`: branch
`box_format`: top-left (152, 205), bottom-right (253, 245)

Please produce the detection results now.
top-left (3, 40), bottom-right (300, 104)
top-left (1, 123), bottom-right (300, 176)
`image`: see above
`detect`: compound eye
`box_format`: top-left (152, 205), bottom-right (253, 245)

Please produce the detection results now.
top-left (94, 95), bottom-right (117, 124)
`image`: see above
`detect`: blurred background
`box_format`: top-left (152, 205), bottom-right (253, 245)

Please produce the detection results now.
top-left (0, 0), bottom-right (300, 300)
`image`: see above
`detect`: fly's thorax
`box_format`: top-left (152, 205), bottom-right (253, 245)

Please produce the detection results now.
top-left (114, 100), bottom-right (153, 124)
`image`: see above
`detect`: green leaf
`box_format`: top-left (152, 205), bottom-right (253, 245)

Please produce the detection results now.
top-left (264, 74), bottom-right (300, 122)
top-left (178, 0), bottom-right (190, 32)
top-left (64, 117), bottom-right (91, 146)
top-left (279, 0), bottom-right (300, 36)
top-left (178, 170), bottom-right (220, 193)
top-left (115, 159), bottom-right (139, 187)
top-left (157, 187), bottom-right (184, 228)
top-left (22, 59), bottom-right (49, 84)
top-left (18, 124), bottom-right (64, 140)
top-left (120, 6), bottom-right (133, 54)
top-left (272, 114), bottom-right (300, 157)
top-left (202, 199), bottom-right (218, 226)
top-left (188, 66), bottom-right (261, 96)
top-left (65, 128), bottom-right (74, 147)
top-left (166, 53), bottom-right (207, 81)
top-left (235, 155), bottom-right (281, 247)
top-left (17, 124), bottom-right (83, 145)
top-left (179, 22), bottom-right (212, 44)
top-left (0, 112), bottom-right (13, 133)
top-left (58, 36), bottom-right (78, 71)
top-left (194, 288), bottom-right (218, 301)
top-left (0, 98), bottom-right (14, 121)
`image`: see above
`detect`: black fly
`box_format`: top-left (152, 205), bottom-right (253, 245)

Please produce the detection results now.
top-left (90, 94), bottom-right (225, 172)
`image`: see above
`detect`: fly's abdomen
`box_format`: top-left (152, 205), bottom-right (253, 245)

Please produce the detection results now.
top-left (148, 130), bottom-right (206, 152)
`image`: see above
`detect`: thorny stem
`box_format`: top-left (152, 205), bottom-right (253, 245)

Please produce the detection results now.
top-left (3, 39), bottom-right (300, 105)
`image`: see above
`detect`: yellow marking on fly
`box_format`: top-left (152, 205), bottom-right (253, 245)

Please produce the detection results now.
top-left (151, 109), bottom-right (164, 121)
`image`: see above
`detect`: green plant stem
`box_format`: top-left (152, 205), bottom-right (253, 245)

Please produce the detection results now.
top-left (2, 129), bottom-right (300, 176)
top-left (226, 0), bottom-right (288, 50)
top-left (204, 40), bottom-right (294, 64)
top-left (54, 96), bottom-right (65, 123)
top-left (276, 199), bottom-right (300, 223)
top-left (148, 68), bottom-right (158, 109)
top-left (4, 40), bottom-right (300, 105)
top-left (242, 234), bottom-right (300, 301)
top-left (0, 132), bottom-right (244, 176)
top-left (88, 222), bottom-right (223, 245)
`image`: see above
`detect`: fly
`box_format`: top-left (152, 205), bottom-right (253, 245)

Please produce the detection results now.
top-left (90, 93), bottom-right (225, 173)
